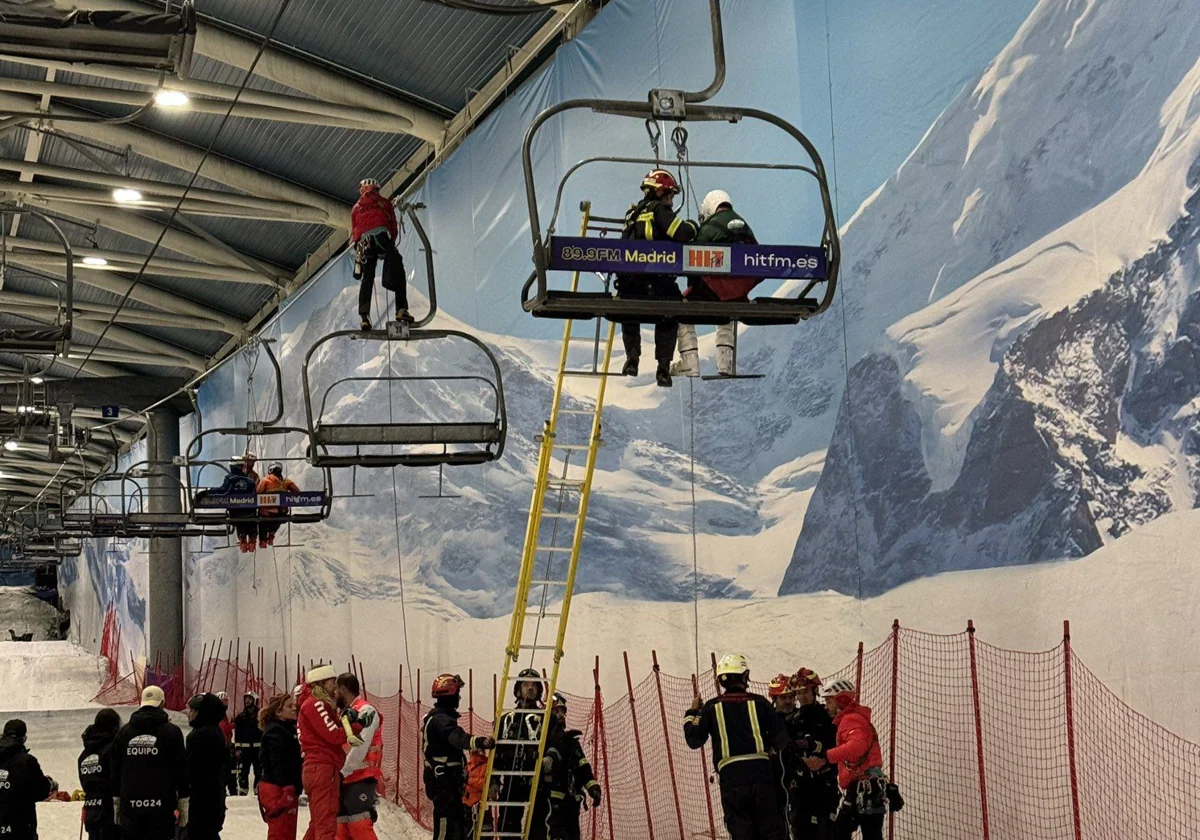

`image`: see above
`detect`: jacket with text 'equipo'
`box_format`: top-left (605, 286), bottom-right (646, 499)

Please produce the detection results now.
top-left (683, 691), bottom-right (787, 786)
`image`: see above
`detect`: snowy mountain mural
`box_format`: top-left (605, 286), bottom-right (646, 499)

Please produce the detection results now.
top-left (60, 0), bottom-right (1200, 716)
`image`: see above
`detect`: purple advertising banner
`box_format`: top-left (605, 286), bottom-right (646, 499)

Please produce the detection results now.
top-left (547, 236), bottom-right (827, 279)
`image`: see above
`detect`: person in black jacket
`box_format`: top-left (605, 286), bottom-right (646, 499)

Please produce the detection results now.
top-left (786, 670), bottom-right (839, 840)
top-left (423, 674), bottom-right (494, 840)
top-left (258, 692), bottom-right (303, 840)
top-left (544, 694), bottom-right (601, 840)
top-left (186, 693), bottom-right (230, 840)
top-left (79, 708), bottom-right (122, 840)
top-left (233, 691), bottom-right (262, 795)
top-left (111, 686), bottom-right (189, 840)
top-left (684, 654), bottom-right (787, 840)
top-left (616, 169), bottom-right (698, 387)
top-left (0, 719), bottom-right (52, 840)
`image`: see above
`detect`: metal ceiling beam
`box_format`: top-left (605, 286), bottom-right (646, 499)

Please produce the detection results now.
top-left (0, 295), bottom-right (232, 332)
top-left (0, 161), bottom-right (335, 223)
top-left (0, 353), bottom-right (125, 380)
top-left (76, 0), bottom-right (446, 142)
top-left (0, 92), bottom-right (349, 221)
top-left (0, 75), bottom-right (415, 132)
top-left (7, 67), bottom-right (54, 246)
top-left (2, 238), bottom-right (270, 285)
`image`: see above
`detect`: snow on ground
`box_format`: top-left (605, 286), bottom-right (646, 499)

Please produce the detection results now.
top-left (0, 642), bottom-right (105, 712)
top-left (0, 587), bottom-right (62, 642)
top-left (35, 797), bottom-right (428, 840)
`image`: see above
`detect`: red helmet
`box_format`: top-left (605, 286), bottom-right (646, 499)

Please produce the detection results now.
top-left (431, 673), bottom-right (464, 698)
top-left (768, 674), bottom-right (795, 698)
top-left (791, 668), bottom-right (822, 691)
top-left (641, 169), bottom-right (680, 196)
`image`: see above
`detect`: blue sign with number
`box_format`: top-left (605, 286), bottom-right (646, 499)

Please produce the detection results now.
top-left (101, 405), bottom-right (119, 419)
top-left (546, 237), bottom-right (826, 279)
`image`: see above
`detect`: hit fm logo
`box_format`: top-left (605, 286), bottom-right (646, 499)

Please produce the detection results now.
top-left (685, 245), bottom-right (731, 273)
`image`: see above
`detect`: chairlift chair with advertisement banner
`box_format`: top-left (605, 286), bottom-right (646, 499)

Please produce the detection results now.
top-left (302, 203), bottom-right (507, 469)
top-left (519, 0), bottom-right (840, 328)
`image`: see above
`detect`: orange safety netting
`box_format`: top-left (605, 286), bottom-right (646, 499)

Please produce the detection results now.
top-left (91, 621), bottom-right (1200, 839)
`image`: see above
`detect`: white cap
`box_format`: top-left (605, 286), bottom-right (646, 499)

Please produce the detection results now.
top-left (306, 664), bottom-right (337, 685)
top-left (141, 685), bottom-right (165, 707)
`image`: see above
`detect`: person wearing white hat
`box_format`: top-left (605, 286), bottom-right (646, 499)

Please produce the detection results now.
top-left (111, 686), bottom-right (189, 839)
top-left (297, 665), bottom-right (348, 840)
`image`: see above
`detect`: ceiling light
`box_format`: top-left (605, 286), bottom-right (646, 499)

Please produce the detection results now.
top-left (154, 89), bottom-right (190, 108)
top-left (112, 188), bottom-right (142, 203)
top-left (2, 441), bottom-right (16, 451)
top-left (81, 256), bottom-right (108, 267)
top-left (29, 376), bottom-right (42, 385)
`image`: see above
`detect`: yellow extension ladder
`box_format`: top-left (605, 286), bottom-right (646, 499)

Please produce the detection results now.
top-left (473, 202), bottom-right (616, 840)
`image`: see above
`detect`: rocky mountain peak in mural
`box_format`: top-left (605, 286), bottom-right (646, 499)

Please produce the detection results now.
top-left (781, 29), bottom-right (1200, 597)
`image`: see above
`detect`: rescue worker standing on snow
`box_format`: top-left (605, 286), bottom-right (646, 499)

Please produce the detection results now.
top-left (422, 674), bottom-right (495, 840)
top-left (543, 692), bottom-right (601, 840)
top-left (257, 462), bottom-right (300, 548)
top-left (0, 719), bottom-right (51, 840)
top-left (788, 669), bottom-right (838, 840)
top-left (767, 674), bottom-right (804, 839)
top-left (335, 673), bottom-right (383, 840)
top-left (111, 686), bottom-right (190, 840)
top-left (684, 653), bottom-right (787, 840)
top-left (79, 708), bottom-right (122, 840)
top-left (298, 665), bottom-right (352, 840)
top-left (803, 680), bottom-right (885, 840)
top-left (617, 169), bottom-right (698, 388)
top-left (493, 669), bottom-right (551, 839)
top-left (185, 692), bottom-right (232, 840)
top-left (234, 691), bottom-right (264, 795)
top-left (672, 189), bottom-right (760, 379)
top-left (351, 178), bottom-right (407, 331)
top-left (258, 691), bottom-right (304, 840)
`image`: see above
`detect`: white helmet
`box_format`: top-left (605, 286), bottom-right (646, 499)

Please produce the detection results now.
top-left (699, 189), bottom-right (732, 223)
top-left (215, 691), bottom-right (228, 702)
top-left (359, 178), bottom-right (380, 192)
top-left (244, 690), bottom-right (259, 702)
top-left (821, 679), bottom-right (856, 699)
top-left (715, 652), bottom-right (749, 678)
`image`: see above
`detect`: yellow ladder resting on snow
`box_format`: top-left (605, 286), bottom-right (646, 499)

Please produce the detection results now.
top-left (473, 202), bottom-right (616, 840)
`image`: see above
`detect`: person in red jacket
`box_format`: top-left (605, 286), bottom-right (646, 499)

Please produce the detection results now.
top-left (298, 665), bottom-right (351, 840)
top-left (803, 679), bottom-right (886, 840)
top-left (334, 673), bottom-right (382, 840)
top-left (350, 178), bottom-right (407, 331)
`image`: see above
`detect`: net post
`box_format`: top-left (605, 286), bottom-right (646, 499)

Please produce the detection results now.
top-left (624, 650), bottom-right (656, 840)
top-left (888, 620), bottom-right (899, 840)
top-left (967, 620), bottom-right (991, 840)
top-left (855, 640), bottom-right (864, 700)
top-left (197, 641), bottom-right (209, 695)
top-left (709, 651), bottom-right (719, 693)
top-left (1064, 620), bottom-right (1082, 840)
top-left (652, 651), bottom-right (686, 840)
top-left (272, 650), bottom-right (278, 692)
top-left (232, 636), bottom-right (241, 701)
top-left (395, 664), bottom-right (404, 808)
top-left (691, 673), bottom-right (718, 840)
top-left (415, 668), bottom-right (422, 825)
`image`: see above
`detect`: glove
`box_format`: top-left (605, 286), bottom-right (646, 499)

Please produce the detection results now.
top-left (343, 708), bottom-right (360, 726)
top-left (112, 797), bottom-right (120, 824)
top-left (347, 733), bottom-right (364, 747)
top-left (588, 785), bottom-right (602, 807)
top-left (177, 797), bottom-right (189, 829)
top-left (476, 736), bottom-right (496, 750)
top-left (45, 776), bottom-right (57, 793)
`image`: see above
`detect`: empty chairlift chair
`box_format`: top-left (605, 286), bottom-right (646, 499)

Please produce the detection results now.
top-left (0, 205), bottom-right (73, 356)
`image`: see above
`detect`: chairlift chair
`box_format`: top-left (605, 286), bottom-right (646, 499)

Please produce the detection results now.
top-left (519, 0), bottom-right (839, 328)
top-left (113, 460), bottom-right (227, 538)
top-left (301, 203), bottom-right (508, 469)
top-left (0, 205), bottom-right (73, 356)
top-left (0, 0), bottom-right (196, 77)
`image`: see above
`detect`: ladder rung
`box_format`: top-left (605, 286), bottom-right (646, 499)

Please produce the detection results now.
top-left (490, 769), bottom-right (537, 776)
top-left (494, 739), bottom-right (542, 746)
top-left (531, 611), bottom-right (562, 618)
top-left (539, 512), bottom-right (578, 520)
top-left (558, 409), bottom-right (597, 415)
top-left (546, 479), bottom-right (584, 488)
top-left (484, 803), bottom-right (537, 808)
top-left (567, 334), bottom-right (600, 343)
top-left (552, 443), bottom-right (591, 451)
top-left (519, 644), bottom-right (559, 651)
top-left (496, 705), bottom-right (552, 714)
top-left (562, 370), bottom-right (617, 377)
top-left (529, 579), bottom-right (569, 586)
top-left (480, 830), bottom-right (527, 836)
top-left (535, 545), bottom-right (573, 552)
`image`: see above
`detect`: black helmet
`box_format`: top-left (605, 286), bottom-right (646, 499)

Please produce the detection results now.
top-left (513, 668), bottom-right (544, 700)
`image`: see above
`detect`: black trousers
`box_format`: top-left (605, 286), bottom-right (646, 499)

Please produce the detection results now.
top-left (357, 231), bottom-right (407, 319)
top-left (719, 780), bottom-right (788, 840)
top-left (549, 797), bottom-right (582, 840)
top-left (184, 804), bottom-right (226, 840)
top-left (236, 746), bottom-right (261, 793)
top-left (87, 823), bottom-right (120, 840)
top-left (834, 810), bottom-right (884, 840)
top-left (616, 275), bottom-right (680, 362)
top-left (791, 776), bottom-right (838, 840)
top-left (430, 784), bottom-right (469, 840)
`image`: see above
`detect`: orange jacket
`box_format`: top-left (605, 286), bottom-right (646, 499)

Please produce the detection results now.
top-left (463, 751), bottom-right (488, 807)
top-left (257, 474), bottom-right (299, 516)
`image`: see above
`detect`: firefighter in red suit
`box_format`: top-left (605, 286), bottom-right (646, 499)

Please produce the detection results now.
top-left (803, 680), bottom-right (886, 840)
top-left (334, 673), bottom-right (382, 840)
top-left (298, 665), bottom-right (353, 840)
top-left (350, 178), bottom-right (408, 330)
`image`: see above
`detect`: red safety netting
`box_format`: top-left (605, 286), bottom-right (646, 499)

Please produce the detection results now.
top-left (91, 621), bottom-right (1200, 839)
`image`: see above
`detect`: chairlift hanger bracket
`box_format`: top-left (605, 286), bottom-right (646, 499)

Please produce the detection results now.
top-left (0, 204), bottom-right (72, 356)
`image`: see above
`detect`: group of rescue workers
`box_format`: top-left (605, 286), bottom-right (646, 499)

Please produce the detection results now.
top-left (350, 170), bottom-right (761, 387)
top-left (197, 452), bottom-right (302, 554)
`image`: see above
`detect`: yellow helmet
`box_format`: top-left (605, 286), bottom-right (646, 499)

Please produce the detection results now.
top-left (715, 653), bottom-right (749, 678)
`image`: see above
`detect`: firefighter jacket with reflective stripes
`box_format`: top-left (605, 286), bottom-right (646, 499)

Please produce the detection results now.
top-left (683, 691), bottom-right (787, 785)
top-left (623, 196), bottom-right (698, 244)
top-left (545, 726), bottom-right (599, 806)
top-left (341, 696), bottom-right (384, 784)
top-left (423, 704), bottom-right (491, 789)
